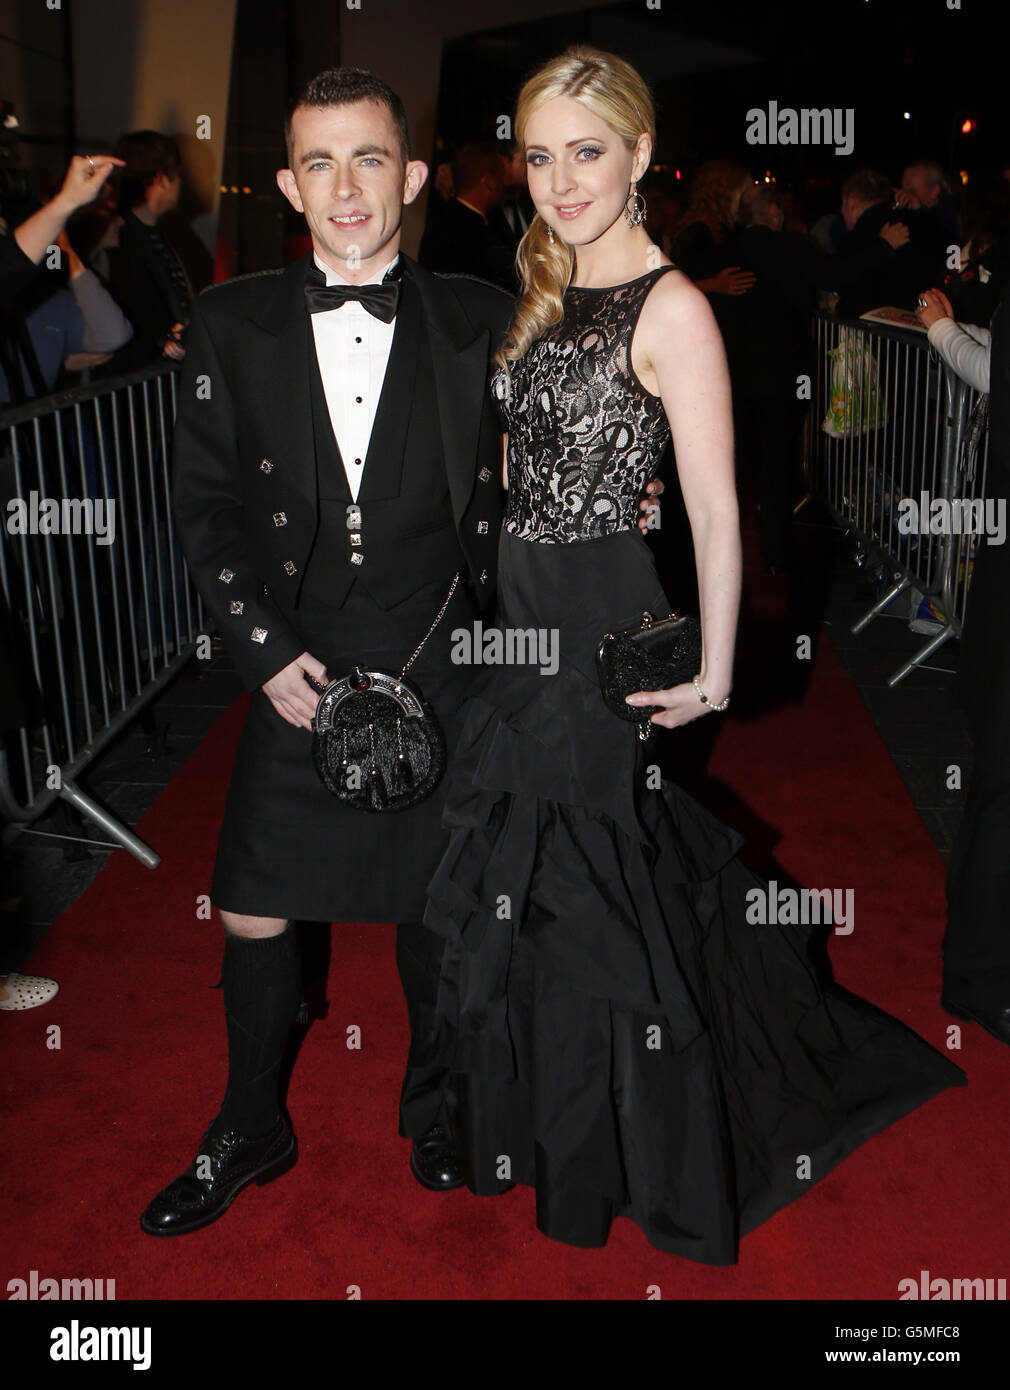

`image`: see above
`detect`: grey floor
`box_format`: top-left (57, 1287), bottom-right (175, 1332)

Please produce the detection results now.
top-left (0, 501), bottom-right (971, 969)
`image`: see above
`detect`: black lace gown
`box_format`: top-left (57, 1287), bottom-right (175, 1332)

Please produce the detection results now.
top-left (422, 265), bottom-right (965, 1263)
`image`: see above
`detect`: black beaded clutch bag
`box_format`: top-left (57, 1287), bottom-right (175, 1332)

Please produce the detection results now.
top-left (596, 610), bottom-right (702, 740)
top-left (305, 575), bottom-right (458, 812)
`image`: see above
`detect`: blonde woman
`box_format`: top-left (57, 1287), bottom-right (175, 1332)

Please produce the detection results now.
top-left (423, 47), bottom-right (963, 1262)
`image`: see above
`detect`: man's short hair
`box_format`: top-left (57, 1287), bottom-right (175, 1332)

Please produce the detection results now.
top-left (284, 67), bottom-right (410, 166)
top-left (738, 183), bottom-right (781, 227)
top-left (841, 169), bottom-right (891, 207)
top-left (450, 141), bottom-right (503, 197)
top-left (111, 130), bottom-right (182, 214)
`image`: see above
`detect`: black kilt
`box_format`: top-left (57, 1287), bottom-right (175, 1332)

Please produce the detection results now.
top-left (211, 573), bottom-right (479, 923)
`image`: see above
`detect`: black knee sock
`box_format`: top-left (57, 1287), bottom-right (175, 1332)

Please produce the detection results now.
top-left (216, 927), bottom-right (301, 1138)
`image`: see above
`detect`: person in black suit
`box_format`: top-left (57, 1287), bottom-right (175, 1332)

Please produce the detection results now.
top-left (486, 141), bottom-right (534, 265)
top-left (418, 140), bottom-right (514, 289)
top-left (834, 168), bottom-right (947, 320)
top-left (99, 131), bottom-right (191, 373)
top-left (731, 183), bottom-right (911, 570)
top-left (137, 68), bottom-right (509, 1236)
top-left (138, 64), bottom-right (664, 1237)
top-left (918, 284), bottom-right (1010, 1047)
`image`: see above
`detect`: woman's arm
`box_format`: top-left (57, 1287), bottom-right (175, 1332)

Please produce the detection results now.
top-left (628, 271), bottom-right (741, 727)
top-left (56, 231), bottom-right (133, 354)
top-left (13, 156), bottom-right (123, 265)
top-left (915, 290), bottom-right (990, 393)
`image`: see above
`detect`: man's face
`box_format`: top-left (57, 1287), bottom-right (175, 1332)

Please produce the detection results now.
top-left (153, 170), bottom-right (181, 215)
top-left (902, 165), bottom-right (937, 208)
top-left (841, 193), bottom-right (862, 231)
top-left (277, 99), bottom-right (427, 280)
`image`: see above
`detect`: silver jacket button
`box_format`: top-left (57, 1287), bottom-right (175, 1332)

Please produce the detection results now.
top-left (250, 627), bottom-right (268, 643)
top-left (346, 504), bottom-right (362, 530)
top-left (260, 458), bottom-right (273, 473)
top-left (219, 568), bottom-right (234, 583)
top-left (273, 511), bottom-right (287, 526)
top-left (229, 600), bottom-right (244, 615)
top-left (283, 560), bottom-right (297, 575)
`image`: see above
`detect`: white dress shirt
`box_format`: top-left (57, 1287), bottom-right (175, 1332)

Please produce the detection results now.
top-left (309, 249), bottom-right (399, 501)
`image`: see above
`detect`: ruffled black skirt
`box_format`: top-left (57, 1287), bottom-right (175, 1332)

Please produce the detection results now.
top-left (422, 528), bottom-right (965, 1264)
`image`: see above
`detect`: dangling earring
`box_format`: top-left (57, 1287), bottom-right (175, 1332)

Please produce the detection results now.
top-left (624, 182), bottom-right (646, 227)
top-left (546, 223), bottom-right (556, 244)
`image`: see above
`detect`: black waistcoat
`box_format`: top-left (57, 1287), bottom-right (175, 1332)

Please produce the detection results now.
top-left (298, 275), bottom-right (466, 614)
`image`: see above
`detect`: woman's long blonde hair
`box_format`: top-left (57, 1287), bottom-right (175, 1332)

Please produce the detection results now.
top-left (496, 47), bottom-right (656, 369)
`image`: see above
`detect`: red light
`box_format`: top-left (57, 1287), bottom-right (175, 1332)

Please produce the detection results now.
top-left (675, 168), bottom-right (681, 180)
top-left (961, 118), bottom-right (976, 134)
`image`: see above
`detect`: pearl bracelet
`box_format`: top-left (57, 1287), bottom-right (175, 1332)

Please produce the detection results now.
top-left (692, 674), bottom-right (730, 711)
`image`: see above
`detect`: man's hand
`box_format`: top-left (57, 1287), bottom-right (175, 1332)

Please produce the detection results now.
top-left (162, 323), bottom-right (186, 361)
top-left (710, 266), bottom-right (756, 296)
top-left (915, 288), bottom-right (954, 330)
top-left (878, 221), bottom-right (910, 250)
top-left (638, 475), bottom-right (664, 533)
top-left (262, 651), bottom-right (329, 730)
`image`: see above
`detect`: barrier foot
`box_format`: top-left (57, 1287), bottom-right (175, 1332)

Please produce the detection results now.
top-left (59, 779), bottom-right (161, 869)
top-left (887, 625), bottom-right (956, 688)
top-left (851, 575), bottom-right (909, 635)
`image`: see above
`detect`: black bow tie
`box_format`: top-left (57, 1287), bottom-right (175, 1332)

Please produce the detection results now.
top-left (304, 264), bottom-right (401, 322)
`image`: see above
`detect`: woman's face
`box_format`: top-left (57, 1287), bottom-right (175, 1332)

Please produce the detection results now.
top-left (522, 95), bottom-right (649, 246)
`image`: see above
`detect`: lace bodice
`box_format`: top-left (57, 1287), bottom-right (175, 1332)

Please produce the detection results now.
top-left (493, 266), bottom-right (676, 543)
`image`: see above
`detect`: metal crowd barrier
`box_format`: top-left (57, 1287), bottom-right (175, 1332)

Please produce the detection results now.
top-left (806, 310), bottom-right (991, 685)
top-left (0, 361), bottom-right (205, 866)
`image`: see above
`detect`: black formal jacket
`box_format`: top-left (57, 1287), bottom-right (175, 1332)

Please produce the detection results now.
top-left (170, 251), bottom-right (512, 692)
top-left (98, 212), bottom-right (190, 375)
top-left (835, 202), bottom-right (948, 320)
top-left (0, 232), bottom-right (40, 312)
top-left (418, 197), bottom-right (515, 291)
top-left (731, 223), bottom-right (897, 386)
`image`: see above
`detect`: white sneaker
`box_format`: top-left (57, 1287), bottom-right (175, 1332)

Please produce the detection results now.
top-left (0, 973), bottom-right (60, 1011)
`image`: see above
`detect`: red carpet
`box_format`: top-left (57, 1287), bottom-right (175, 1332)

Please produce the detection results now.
top-left (3, 530), bottom-right (1005, 1300)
